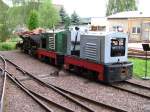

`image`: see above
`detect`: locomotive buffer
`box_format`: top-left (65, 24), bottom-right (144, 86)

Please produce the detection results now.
top-left (142, 44), bottom-right (150, 80)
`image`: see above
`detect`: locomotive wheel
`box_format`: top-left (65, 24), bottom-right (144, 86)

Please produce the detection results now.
top-left (81, 70), bottom-right (98, 81)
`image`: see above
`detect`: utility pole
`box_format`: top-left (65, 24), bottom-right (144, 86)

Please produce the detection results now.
top-left (142, 44), bottom-right (150, 80)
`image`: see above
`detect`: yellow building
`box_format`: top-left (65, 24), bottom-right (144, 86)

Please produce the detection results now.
top-left (107, 11), bottom-right (150, 42)
top-left (90, 17), bottom-right (108, 31)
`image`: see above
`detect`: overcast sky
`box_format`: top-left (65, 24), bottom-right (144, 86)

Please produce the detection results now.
top-left (3, 0), bottom-right (150, 17)
top-left (53, 0), bottom-right (106, 17)
top-left (52, 0), bottom-right (149, 17)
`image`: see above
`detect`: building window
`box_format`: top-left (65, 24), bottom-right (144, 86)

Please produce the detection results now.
top-left (112, 25), bottom-right (123, 32)
top-left (132, 27), bottom-right (141, 34)
top-left (91, 26), bottom-right (106, 31)
top-left (132, 27), bottom-right (136, 33)
top-left (91, 26), bottom-right (97, 31)
top-left (137, 27), bottom-right (141, 33)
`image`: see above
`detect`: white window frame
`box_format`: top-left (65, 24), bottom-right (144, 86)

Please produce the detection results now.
top-left (132, 26), bottom-right (141, 34)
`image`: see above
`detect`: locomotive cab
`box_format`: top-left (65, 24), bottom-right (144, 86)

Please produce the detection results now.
top-left (79, 32), bottom-right (133, 83)
top-left (37, 30), bottom-right (68, 65)
top-left (18, 34), bottom-right (41, 56)
top-left (104, 34), bottom-right (132, 83)
top-left (67, 27), bottom-right (81, 56)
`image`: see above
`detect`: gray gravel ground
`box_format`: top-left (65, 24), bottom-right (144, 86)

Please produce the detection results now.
top-left (22, 79), bottom-right (114, 112)
top-left (22, 79), bottom-right (88, 112)
top-left (0, 50), bottom-right (150, 112)
top-left (128, 78), bottom-right (150, 88)
top-left (0, 51), bottom-right (58, 75)
top-left (114, 82), bottom-right (150, 96)
top-left (43, 75), bottom-right (150, 112)
top-left (4, 78), bottom-right (46, 112)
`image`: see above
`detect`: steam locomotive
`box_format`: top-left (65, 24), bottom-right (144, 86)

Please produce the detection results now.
top-left (17, 28), bottom-right (133, 83)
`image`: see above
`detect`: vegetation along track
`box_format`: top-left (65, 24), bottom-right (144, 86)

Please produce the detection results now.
top-left (110, 80), bottom-right (150, 100)
top-left (0, 55), bottom-right (7, 112)
top-left (4, 57), bottom-right (127, 112)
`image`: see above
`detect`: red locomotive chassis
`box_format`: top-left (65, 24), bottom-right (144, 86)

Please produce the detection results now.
top-left (37, 48), bottom-right (57, 64)
top-left (64, 55), bottom-right (104, 81)
top-left (36, 48), bottom-right (132, 83)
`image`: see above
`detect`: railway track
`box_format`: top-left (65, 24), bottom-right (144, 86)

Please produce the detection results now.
top-left (0, 55), bottom-right (7, 112)
top-left (0, 56), bottom-right (74, 112)
top-left (6, 71), bottom-right (74, 112)
top-left (110, 81), bottom-right (150, 100)
top-left (128, 48), bottom-right (150, 59)
top-left (128, 48), bottom-right (150, 55)
top-left (125, 80), bottom-right (150, 90)
top-left (3, 57), bottom-right (127, 112)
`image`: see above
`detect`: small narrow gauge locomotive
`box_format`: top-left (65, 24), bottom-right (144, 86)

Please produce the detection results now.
top-left (18, 28), bottom-right (133, 83)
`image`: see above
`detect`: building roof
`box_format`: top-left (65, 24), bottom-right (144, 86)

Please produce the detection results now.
top-left (80, 17), bottom-right (91, 24)
top-left (91, 17), bottom-right (108, 26)
top-left (107, 11), bottom-right (150, 19)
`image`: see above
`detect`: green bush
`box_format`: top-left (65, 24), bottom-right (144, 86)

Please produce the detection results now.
top-left (0, 42), bottom-right (16, 51)
top-left (2, 43), bottom-right (12, 50)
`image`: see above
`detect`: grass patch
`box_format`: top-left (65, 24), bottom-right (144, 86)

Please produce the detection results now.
top-left (0, 42), bottom-right (17, 51)
top-left (129, 58), bottom-right (150, 78)
top-left (0, 36), bottom-right (21, 51)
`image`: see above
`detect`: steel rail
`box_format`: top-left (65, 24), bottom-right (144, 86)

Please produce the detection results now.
top-left (6, 59), bottom-right (96, 112)
top-left (109, 84), bottom-right (150, 100)
top-left (0, 55), bottom-right (7, 112)
top-left (14, 77), bottom-right (74, 112)
top-left (48, 83), bottom-right (127, 112)
top-left (125, 81), bottom-right (150, 90)
top-left (2, 68), bottom-right (54, 112)
top-left (0, 57), bottom-right (74, 112)
top-left (27, 89), bottom-right (74, 112)
top-left (6, 58), bottom-right (127, 112)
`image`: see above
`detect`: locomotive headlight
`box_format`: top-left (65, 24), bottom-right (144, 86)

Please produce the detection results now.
top-left (121, 67), bottom-right (128, 75)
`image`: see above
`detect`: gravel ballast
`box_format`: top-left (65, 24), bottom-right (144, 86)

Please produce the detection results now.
top-left (0, 50), bottom-right (150, 112)
top-left (4, 78), bottom-right (47, 112)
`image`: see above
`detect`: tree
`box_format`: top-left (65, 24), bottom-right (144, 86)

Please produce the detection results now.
top-left (71, 11), bottom-right (80, 25)
top-left (125, 0), bottom-right (137, 11)
top-left (38, 0), bottom-right (60, 28)
top-left (0, 15), bottom-right (10, 42)
top-left (59, 7), bottom-right (67, 23)
top-left (12, 0), bottom-right (25, 6)
top-left (8, 0), bottom-right (41, 30)
top-left (59, 7), bottom-right (71, 29)
top-left (106, 0), bottom-right (137, 16)
top-left (0, 0), bottom-right (42, 42)
top-left (0, 0), bottom-right (10, 42)
top-left (27, 10), bottom-right (39, 30)
top-left (64, 15), bottom-right (71, 29)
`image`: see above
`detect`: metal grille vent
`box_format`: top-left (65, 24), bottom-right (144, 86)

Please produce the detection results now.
top-left (85, 43), bottom-right (97, 61)
top-left (49, 36), bottom-right (55, 50)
